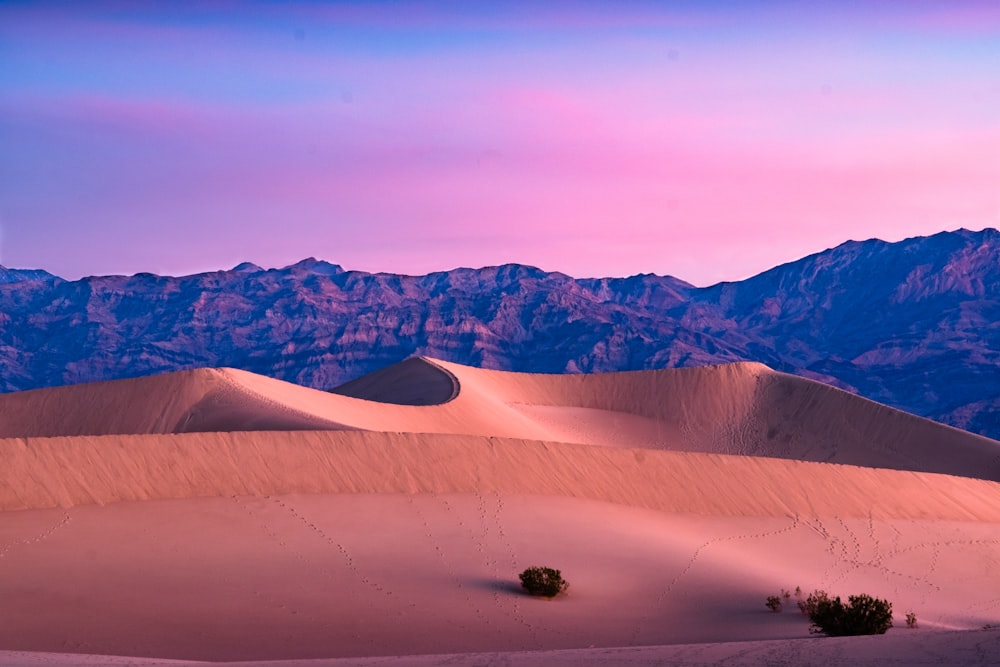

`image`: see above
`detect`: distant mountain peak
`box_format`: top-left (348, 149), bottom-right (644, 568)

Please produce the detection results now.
top-left (231, 262), bottom-right (263, 273)
top-left (0, 266), bottom-right (58, 284)
top-left (285, 258), bottom-right (344, 275)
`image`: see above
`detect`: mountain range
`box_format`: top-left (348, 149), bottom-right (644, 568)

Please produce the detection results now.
top-left (1, 228), bottom-right (997, 439)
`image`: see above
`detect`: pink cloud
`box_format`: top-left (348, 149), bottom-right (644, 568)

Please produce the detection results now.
top-left (4, 13), bottom-right (1000, 286)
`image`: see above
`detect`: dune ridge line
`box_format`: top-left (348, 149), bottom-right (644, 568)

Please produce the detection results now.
top-left (3, 430), bottom-right (1000, 520)
top-left (1, 358), bottom-right (998, 483)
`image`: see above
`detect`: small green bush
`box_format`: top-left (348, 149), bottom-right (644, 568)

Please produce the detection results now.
top-left (766, 595), bottom-right (783, 612)
top-left (519, 566), bottom-right (568, 597)
top-left (906, 612), bottom-right (918, 629)
top-left (806, 590), bottom-right (893, 636)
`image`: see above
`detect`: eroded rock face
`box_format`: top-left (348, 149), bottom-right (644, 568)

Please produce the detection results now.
top-left (1, 229), bottom-right (998, 439)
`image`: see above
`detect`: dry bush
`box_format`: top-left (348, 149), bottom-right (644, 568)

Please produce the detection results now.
top-left (519, 566), bottom-right (568, 598)
top-left (805, 590), bottom-right (893, 636)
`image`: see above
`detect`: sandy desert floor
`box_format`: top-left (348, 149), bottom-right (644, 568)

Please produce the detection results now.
top-left (1, 358), bottom-right (999, 665)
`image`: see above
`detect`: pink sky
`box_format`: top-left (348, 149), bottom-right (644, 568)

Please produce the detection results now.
top-left (1, 2), bottom-right (999, 284)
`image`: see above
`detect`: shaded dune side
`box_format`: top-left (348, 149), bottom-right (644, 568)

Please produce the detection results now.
top-left (756, 372), bottom-right (1000, 480)
top-left (0, 369), bottom-right (359, 437)
top-left (0, 369), bottom-right (226, 437)
top-left (181, 370), bottom-right (359, 433)
top-left (329, 357), bottom-right (459, 405)
top-left (3, 431), bottom-right (999, 521)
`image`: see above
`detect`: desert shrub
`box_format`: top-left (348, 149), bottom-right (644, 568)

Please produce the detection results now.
top-left (906, 612), bottom-right (918, 629)
top-left (766, 595), bottom-right (783, 612)
top-left (842, 594), bottom-right (894, 635)
top-left (519, 566), bottom-right (568, 597)
top-left (806, 590), bottom-right (893, 636)
top-left (798, 589), bottom-right (829, 617)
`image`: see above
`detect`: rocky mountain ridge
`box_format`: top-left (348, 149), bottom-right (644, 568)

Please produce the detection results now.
top-left (1, 228), bottom-right (997, 439)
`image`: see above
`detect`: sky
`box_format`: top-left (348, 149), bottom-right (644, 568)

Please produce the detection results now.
top-left (1, 1), bottom-right (999, 286)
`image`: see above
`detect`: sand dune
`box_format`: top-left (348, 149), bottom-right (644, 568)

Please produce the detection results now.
top-left (2, 357), bottom-right (998, 479)
top-left (4, 430), bottom-right (1000, 519)
top-left (0, 368), bottom-right (348, 437)
top-left (1, 493), bottom-right (999, 662)
top-left (1, 358), bottom-right (999, 664)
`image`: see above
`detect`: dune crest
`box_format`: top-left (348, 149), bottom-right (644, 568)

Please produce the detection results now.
top-left (4, 357), bottom-right (997, 480)
top-left (3, 430), bottom-right (1000, 520)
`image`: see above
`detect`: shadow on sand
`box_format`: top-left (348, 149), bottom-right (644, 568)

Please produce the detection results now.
top-left (466, 578), bottom-right (524, 596)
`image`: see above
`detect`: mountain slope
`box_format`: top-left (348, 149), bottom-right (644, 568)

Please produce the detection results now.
top-left (693, 228), bottom-right (1000, 433)
top-left (0, 265), bottom-right (57, 283)
top-left (0, 229), bottom-right (997, 438)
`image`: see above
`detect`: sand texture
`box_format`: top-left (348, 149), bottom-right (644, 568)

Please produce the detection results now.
top-left (1, 358), bottom-right (999, 665)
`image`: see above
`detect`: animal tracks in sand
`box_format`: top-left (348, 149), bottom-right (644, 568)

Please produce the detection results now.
top-left (3, 492), bottom-right (998, 660)
top-left (0, 511), bottom-right (71, 559)
top-left (628, 514), bottom-right (803, 645)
